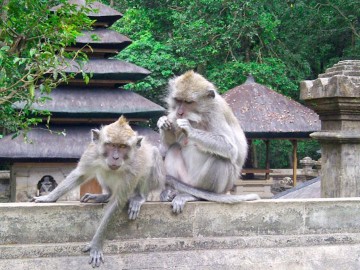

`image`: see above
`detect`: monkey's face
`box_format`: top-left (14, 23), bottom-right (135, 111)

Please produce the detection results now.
top-left (171, 98), bottom-right (201, 122)
top-left (100, 134), bottom-right (143, 171)
top-left (102, 142), bottom-right (131, 170)
top-left (92, 116), bottom-right (142, 171)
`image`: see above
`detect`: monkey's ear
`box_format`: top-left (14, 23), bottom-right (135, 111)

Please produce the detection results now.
top-left (207, 90), bottom-right (216, 98)
top-left (136, 136), bottom-right (143, 148)
top-left (91, 129), bottom-right (101, 142)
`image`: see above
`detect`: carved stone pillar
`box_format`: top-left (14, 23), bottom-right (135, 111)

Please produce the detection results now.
top-left (300, 60), bottom-right (360, 197)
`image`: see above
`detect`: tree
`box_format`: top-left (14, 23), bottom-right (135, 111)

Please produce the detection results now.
top-left (0, 0), bottom-right (94, 137)
top-left (106, 0), bottom-right (358, 167)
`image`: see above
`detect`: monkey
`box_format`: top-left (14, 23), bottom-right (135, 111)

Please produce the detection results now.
top-left (32, 116), bottom-right (165, 267)
top-left (157, 70), bottom-right (260, 214)
top-left (36, 175), bottom-right (58, 196)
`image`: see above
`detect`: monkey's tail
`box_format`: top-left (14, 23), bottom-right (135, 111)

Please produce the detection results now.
top-left (166, 175), bottom-right (260, 203)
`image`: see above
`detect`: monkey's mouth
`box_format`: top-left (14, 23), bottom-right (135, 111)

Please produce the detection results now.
top-left (109, 165), bottom-right (121, 170)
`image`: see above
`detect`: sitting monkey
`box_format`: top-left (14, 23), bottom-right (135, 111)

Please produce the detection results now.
top-left (32, 116), bottom-right (165, 267)
top-left (158, 71), bottom-right (260, 213)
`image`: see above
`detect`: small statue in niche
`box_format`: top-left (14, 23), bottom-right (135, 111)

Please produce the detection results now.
top-left (37, 175), bottom-right (58, 196)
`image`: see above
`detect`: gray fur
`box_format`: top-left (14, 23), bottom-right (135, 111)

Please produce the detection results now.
top-left (32, 117), bottom-right (165, 267)
top-left (158, 71), bottom-right (260, 213)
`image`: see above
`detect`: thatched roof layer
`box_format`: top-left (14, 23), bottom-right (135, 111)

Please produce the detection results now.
top-left (0, 124), bottom-right (160, 162)
top-left (51, 1), bottom-right (123, 27)
top-left (74, 29), bottom-right (132, 51)
top-left (25, 87), bottom-right (165, 119)
top-left (223, 78), bottom-right (320, 139)
top-left (63, 59), bottom-right (151, 81)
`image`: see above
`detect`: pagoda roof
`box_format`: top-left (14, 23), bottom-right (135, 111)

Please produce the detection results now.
top-left (66, 29), bottom-right (132, 57)
top-left (63, 59), bottom-right (151, 86)
top-left (222, 77), bottom-right (320, 139)
top-left (19, 87), bottom-right (165, 121)
top-left (0, 124), bottom-right (161, 162)
top-left (51, 1), bottom-right (123, 27)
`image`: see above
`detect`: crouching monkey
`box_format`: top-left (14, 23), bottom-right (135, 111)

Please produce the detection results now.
top-left (158, 71), bottom-right (260, 214)
top-left (32, 116), bottom-right (165, 267)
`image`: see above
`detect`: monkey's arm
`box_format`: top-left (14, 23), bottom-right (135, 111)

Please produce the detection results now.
top-left (32, 167), bottom-right (89, 202)
top-left (177, 119), bottom-right (238, 161)
top-left (128, 174), bottom-right (152, 220)
top-left (83, 198), bottom-right (120, 268)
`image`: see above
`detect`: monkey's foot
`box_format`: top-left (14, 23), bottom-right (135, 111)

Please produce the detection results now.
top-left (80, 193), bottom-right (110, 203)
top-left (171, 193), bottom-right (198, 214)
top-left (82, 244), bottom-right (104, 268)
top-left (128, 195), bottom-right (145, 220)
top-left (171, 195), bottom-right (186, 214)
top-left (160, 189), bottom-right (178, 202)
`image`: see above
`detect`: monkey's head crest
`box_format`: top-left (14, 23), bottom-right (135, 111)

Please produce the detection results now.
top-left (170, 70), bottom-right (217, 101)
top-left (102, 115), bottom-right (136, 144)
top-left (117, 115), bottom-right (128, 126)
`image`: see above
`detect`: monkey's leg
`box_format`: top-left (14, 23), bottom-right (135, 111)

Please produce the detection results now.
top-left (128, 194), bottom-right (145, 220)
top-left (82, 199), bottom-right (119, 267)
top-left (164, 143), bottom-right (192, 185)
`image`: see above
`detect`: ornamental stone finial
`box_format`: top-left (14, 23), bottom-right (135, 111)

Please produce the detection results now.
top-left (300, 60), bottom-right (360, 197)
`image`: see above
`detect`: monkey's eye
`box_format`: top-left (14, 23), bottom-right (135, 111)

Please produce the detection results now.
top-left (105, 143), bottom-right (116, 148)
top-left (185, 100), bottom-right (194, 105)
top-left (119, 144), bottom-right (127, 149)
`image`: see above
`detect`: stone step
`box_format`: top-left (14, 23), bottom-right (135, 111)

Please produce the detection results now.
top-left (1, 241), bottom-right (360, 270)
top-left (2, 233), bottom-right (360, 260)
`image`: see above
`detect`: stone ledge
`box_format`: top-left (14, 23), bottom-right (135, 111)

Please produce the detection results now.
top-left (2, 199), bottom-right (360, 245)
top-left (2, 199), bottom-right (360, 269)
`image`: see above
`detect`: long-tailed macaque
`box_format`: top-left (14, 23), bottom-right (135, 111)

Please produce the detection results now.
top-left (32, 116), bottom-right (165, 267)
top-left (158, 71), bottom-right (260, 214)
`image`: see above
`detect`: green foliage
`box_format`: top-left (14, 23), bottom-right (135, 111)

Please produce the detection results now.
top-left (112, 8), bottom-right (196, 105)
top-left (104, 0), bottom-right (358, 168)
top-left (254, 139), bottom-right (321, 169)
top-left (0, 0), bottom-right (94, 136)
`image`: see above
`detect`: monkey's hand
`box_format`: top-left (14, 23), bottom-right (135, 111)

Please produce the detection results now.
top-left (30, 195), bottom-right (57, 203)
top-left (82, 242), bottom-right (104, 268)
top-left (128, 195), bottom-right (145, 220)
top-left (80, 193), bottom-right (111, 203)
top-left (157, 116), bottom-right (172, 130)
top-left (176, 119), bottom-right (192, 135)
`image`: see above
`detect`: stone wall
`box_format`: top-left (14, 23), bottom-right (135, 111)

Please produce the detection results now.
top-left (1, 199), bottom-right (360, 269)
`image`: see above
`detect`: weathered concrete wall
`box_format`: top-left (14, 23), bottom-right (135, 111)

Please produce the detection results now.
top-left (1, 199), bottom-right (360, 269)
top-left (0, 171), bottom-right (10, 203)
